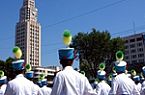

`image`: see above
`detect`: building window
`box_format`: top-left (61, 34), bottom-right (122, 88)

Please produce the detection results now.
top-left (138, 54), bottom-right (144, 58)
top-left (125, 56), bottom-right (129, 59)
top-left (136, 37), bottom-right (142, 41)
top-left (132, 60), bottom-right (137, 64)
top-left (138, 59), bottom-right (144, 63)
top-left (130, 44), bottom-right (135, 48)
top-left (137, 42), bottom-right (142, 46)
top-left (131, 55), bottom-right (136, 58)
top-left (131, 49), bottom-right (136, 53)
top-left (137, 48), bottom-right (143, 52)
top-left (130, 39), bottom-right (135, 42)
top-left (125, 50), bottom-right (129, 54)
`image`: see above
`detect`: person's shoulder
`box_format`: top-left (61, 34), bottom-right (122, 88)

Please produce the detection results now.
top-left (8, 78), bottom-right (17, 85)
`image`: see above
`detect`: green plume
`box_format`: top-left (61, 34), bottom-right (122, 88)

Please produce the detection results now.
top-left (99, 63), bottom-right (105, 70)
top-left (39, 73), bottom-right (45, 80)
top-left (25, 63), bottom-right (32, 72)
top-left (0, 70), bottom-right (4, 78)
top-left (13, 46), bottom-right (20, 53)
top-left (63, 30), bottom-right (71, 37)
top-left (116, 50), bottom-right (124, 61)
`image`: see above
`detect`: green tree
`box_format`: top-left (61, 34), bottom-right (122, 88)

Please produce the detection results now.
top-left (71, 28), bottom-right (125, 79)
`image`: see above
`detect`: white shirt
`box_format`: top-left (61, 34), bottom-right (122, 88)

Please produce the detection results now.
top-left (136, 83), bottom-right (141, 93)
top-left (0, 84), bottom-right (7, 95)
top-left (4, 74), bottom-right (35, 95)
top-left (33, 83), bottom-right (43, 95)
top-left (109, 73), bottom-right (140, 95)
top-left (95, 80), bottom-right (111, 95)
top-left (141, 81), bottom-right (145, 95)
top-left (51, 66), bottom-right (97, 95)
top-left (41, 86), bottom-right (52, 95)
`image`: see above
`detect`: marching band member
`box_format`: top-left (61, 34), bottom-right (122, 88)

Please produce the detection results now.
top-left (4, 47), bottom-right (36, 95)
top-left (95, 63), bottom-right (111, 95)
top-left (141, 66), bottom-right (145, 95)
top-left (133, 75), bottom-right (142, 93)
top-left (40, 78), bottom-right (52, 95)
top-left (51, 30), bottom-right (97, 95)
top-left (0, 71), bottom-right (7, 95)
top-left (109, 51), bottom-right (140, 95)
top-left (25, 63), bottom-right (43, 95)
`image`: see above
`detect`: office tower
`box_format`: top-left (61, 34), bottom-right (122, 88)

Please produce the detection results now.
top-left (15, 0), bottom-right (41, 66)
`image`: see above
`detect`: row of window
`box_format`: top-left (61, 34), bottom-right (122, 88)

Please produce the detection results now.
top-left (125, 48), bottom-right (143, 54)
top-left (125, 53), bottom-right (144, 59)
top-left (126, 59), bottom-right (144, 64)
top-left (125, 42), bottom-right (143, 49)
top-left (125, 37), bottom-right (142, 43)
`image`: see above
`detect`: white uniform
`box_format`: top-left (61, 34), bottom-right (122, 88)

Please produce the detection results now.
top-left (41, 86), bottom-right (52, 95)
top-left (33, 83), bottom-right (43, 95)
top-left (136, 83), bottom-right (141, 94)
top-left (109, 73), bottom-right (140, 95)
top-left (51, 66), bottom-right (97, 95)
top-left (95, 80), bottom-right (111, 95)
top-left (4, 74), bottom-right (35, 95)
top-left (0, 84), bottom-right (7, 95)
top-left (141, 81), bottom-right (145, 95)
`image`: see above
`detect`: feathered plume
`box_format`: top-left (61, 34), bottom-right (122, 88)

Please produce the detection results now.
top-left (99, 63), bottom-right (105, 71)
top-left (13, 46), bottom-right (22, 59)
top-left (0, 70), bottom-right (4, 78)
top-left (25, 63), bottom-right (32, 72)
top-left (63, 30), bottom-right (72, 46)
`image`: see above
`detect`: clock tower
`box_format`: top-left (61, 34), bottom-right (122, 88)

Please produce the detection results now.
top-left (15, 0), bottom-right (41, 66)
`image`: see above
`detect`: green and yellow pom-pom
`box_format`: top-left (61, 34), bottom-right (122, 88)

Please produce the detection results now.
top-left (63, 30), bottom-right (72, 46)
top-left (39, 73), bottom-right (45, 81)
top-left (131, 69), bottom-right (136, 76)
top-left (13, 46), bottom-right (22, 59)
top-left (0, 70), bottom-right (4, 78)
top-left (116, 50), bottom-right (124, 61)
top-left (99, 63), bottom-right (105, 71)
top-left (108, 74), bottom-right (112, 81)
top-left (25, 63), bottom-right (32, 72)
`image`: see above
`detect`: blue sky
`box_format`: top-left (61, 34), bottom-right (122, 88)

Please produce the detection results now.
top-left (0, 0), bottom-right (145, 68)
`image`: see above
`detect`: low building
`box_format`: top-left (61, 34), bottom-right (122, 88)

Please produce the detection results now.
top-left (33, 66), bottom-right (62, 86)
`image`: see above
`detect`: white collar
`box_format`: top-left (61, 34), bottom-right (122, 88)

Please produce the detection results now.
top-left (64, 66), bottom-right (73, 70)
top-left (16, 74), bottom-right (24, 78)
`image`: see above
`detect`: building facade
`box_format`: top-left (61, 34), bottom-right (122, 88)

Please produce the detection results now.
top-left (15, 0), bottom-right (41, 66)
top-left (33, 66), bottom-right (62, 86)
top-left (124, 32), bottom-right (145, 64)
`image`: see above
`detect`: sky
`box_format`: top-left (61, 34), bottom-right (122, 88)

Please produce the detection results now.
top-left (0, 0), bottom-right (145, 68)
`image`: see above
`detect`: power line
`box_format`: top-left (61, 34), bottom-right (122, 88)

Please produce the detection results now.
top-left (47, 0), bottom-right (129, 27)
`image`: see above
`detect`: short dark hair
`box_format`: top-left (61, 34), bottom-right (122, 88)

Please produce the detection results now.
top-left (60, 59), bottom-right (74, 67)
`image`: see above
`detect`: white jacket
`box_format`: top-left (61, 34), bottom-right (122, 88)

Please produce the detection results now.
top-left (4, 74), bottom-right (36, 95)
top-left (51, 66), bottom-right (97, 95)
top-left (95, 80), bottom-right (111, 95)
top-left (109, 73), bottom-right (140, 95)
top-left (40, 86), bottom-right (52, 95)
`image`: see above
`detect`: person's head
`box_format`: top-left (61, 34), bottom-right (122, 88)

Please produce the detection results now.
top-left (58, 48), bottom-right (75, 68)
top-left (0, 71), bottom-right (7, 87)
top-left (60, 59), bottom-right (74, 68)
